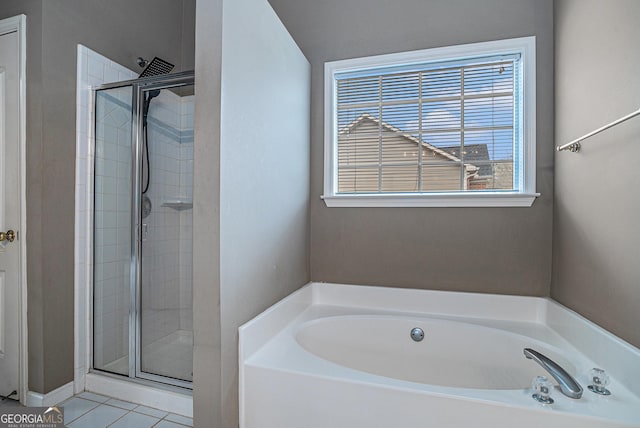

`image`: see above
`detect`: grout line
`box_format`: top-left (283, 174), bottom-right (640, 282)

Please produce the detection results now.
top-left (105, 407), bottom-right (131, 427)
top-left (152, 414), bottom-right (192, 427)
top-left (101, 401), bottom-right (136, 411)
top-left (63, 397), bottom-right (99, 424)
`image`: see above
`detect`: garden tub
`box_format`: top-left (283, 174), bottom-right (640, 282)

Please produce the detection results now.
top-left (239, 283), bottom-right (640, 428)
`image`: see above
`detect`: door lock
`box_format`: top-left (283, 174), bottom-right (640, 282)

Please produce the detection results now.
top-left (0, 229), bottom-right (16, 243)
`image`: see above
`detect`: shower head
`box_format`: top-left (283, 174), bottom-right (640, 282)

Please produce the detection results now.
top-left (138, 57), bottom-right (175, 78)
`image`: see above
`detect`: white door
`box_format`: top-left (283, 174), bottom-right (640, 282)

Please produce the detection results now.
top-left (0, 24), bottom-right (22, 399)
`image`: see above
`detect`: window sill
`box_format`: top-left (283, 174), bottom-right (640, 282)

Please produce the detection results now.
top-left (321, 192), bottom-right (540, 208)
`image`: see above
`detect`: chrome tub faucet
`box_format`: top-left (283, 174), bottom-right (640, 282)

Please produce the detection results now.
top-left (524, 348), bottom-right (583, 399)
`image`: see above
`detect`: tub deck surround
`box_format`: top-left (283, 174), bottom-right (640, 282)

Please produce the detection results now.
top-left (239, 283), bottom-right (640, 428)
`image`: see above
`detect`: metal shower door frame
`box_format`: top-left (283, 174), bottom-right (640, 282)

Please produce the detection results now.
top-left (131, 72), bottom-right (195, 390)
top-left (92, 71), bottom-right (194, 390)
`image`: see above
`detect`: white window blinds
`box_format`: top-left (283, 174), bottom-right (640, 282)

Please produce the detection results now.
top-left (335, 54), bottom-right (521, 194)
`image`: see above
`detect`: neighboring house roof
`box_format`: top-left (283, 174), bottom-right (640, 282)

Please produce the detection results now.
top-left (338, 113), bottom-right (463, 164)
top-left (440, 144), bottom-right (492, 176)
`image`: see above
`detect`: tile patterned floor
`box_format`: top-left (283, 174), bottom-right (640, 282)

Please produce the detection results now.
top-left (59, 392), bottom-right (192, 428)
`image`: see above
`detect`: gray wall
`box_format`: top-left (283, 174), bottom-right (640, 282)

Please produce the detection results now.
top-left (552, 0), bottom-right (640, 348)
top-left (267, 0), bottom-right (555, 296)
top-left (0, 0), bottom-right (45, 393)
top-left (182, 0), bottom-right (196, 71)
top-left (0, 0), bottom-right (194, 394)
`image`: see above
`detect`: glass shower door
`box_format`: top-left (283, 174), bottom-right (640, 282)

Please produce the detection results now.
top-left (137, 83), bottom-right (194, 385)
top-left (93, 73), bottom-right (194, 389)
top-left (93, 85), bottom-right (134, 376)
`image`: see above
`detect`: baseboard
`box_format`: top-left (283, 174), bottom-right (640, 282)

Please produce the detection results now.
top-left (26, 382), bottom-right (74, 407)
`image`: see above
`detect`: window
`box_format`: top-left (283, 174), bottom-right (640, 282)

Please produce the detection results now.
top-left (323, 37), bottom-right (538, 207)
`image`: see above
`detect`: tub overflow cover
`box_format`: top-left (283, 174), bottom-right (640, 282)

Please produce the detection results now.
top-left (410, 327), bottom-right (424, 342)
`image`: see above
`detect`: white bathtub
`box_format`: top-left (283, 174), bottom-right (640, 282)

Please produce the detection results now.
top-left (239, 283), bottom-right (640, 428)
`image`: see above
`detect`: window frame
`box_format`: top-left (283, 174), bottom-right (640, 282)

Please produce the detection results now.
top-left (323, 36), bottom-right (538, 208)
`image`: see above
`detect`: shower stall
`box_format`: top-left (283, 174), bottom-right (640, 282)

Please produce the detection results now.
top-left (92, 71), bottom-right (194, 389)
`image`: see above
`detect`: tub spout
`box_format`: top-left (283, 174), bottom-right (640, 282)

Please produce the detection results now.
top-left (524, 348), bottom-right (583, 399)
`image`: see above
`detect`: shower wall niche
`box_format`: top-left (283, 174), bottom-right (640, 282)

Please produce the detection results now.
top-left (92, 66), bottom-right (194, 387)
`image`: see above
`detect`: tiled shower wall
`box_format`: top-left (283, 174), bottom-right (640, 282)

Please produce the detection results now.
top-left (75, 45), bottom-right (193, 374)
top-left (141, 92), bottom-right (194, 347)
top-left (93, 87), bottom-right (135, 369)
top-left (77, 45), bottom-right (137, 371)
